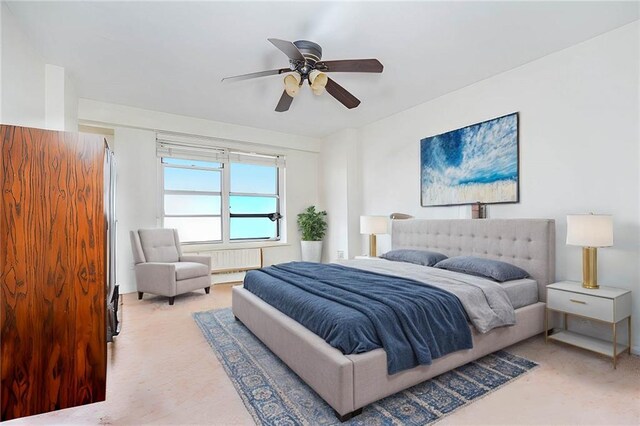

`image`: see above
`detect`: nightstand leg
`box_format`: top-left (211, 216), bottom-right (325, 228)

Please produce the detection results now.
top-left (564, 312), bottom-right (568, 330)
top-left (544, 308), bottom-right (548, 343)
top-left (613, 322), bottom-right (617, 369)
top-left (629, 316), bottom-right (632, 355)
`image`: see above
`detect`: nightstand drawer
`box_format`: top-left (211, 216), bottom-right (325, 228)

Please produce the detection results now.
top-left (547, 288), bottom-right (613, 322)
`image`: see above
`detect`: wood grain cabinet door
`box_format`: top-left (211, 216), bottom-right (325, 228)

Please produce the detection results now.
top-left (0, 125), bottom-right (107, 421)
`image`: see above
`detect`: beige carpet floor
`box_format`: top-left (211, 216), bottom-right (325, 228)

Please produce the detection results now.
top-left (6, 284), bottom-right (639, 425)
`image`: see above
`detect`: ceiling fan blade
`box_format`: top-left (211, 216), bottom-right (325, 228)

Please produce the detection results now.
top-left (317, 59), bottom-right (383, 73)
top-left (275, 90), bottom-right (294, 112)
top-left (222, 68), bottom-right (290, 83)
top-left (325, 78), bottom-right (361, 109)
top-left (268, 38), bottom-right (305, 62)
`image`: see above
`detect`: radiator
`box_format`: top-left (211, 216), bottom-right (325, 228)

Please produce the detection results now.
top-left (208, 248), bottom-right (263, 273)
top-left (208, 248), bottom-right (262, 274)
top-left (189, 248), bottom-right (263, 284)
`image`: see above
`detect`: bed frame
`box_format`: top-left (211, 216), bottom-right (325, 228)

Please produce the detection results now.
top-left (232, 219), bottom-right (555, 420)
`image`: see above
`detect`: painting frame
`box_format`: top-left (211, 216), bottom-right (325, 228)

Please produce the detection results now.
top-left (420, 112), bottom-right (520, 207)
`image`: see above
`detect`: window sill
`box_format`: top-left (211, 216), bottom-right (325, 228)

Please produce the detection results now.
top-left (182, 240), bottom-right (291, 253)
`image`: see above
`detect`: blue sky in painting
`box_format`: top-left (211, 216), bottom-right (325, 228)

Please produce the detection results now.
top-left (420, 114), bottom-right (518, 187)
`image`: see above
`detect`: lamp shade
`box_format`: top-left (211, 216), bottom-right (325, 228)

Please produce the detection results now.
top-left (309, 70), bottom-right (328, 95)
top-left (360, 216), bottom-right (388, 235)
top-left (284, 73), bottom-right (301, 97)
top-left (566, 214), bottom-right (613, 247)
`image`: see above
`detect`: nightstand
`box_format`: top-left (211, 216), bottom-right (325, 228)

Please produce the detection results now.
top-left (545, 281), bottom-right (632, 368)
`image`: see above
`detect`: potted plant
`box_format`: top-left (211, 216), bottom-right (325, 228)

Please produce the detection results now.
top-left (297, 206), bottom-right (327, 262)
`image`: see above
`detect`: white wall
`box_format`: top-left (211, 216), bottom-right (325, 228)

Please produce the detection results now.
top-left (1, 1), bottom-right (45, 127)
top-left (64, 71), bottom-right (78, 131)
top-left (111, 127), bottom-right (158, 296)
top-left (1, 2), bottom-right (3, 121)
top-left (319, 129), bottom-right (350, 262)
top-left (79, 100), bottom-right (321, 294)
top-left (1, 2), bottom-right (78, 130)
top-left (79, 99), bottom-right (320, 153)
top-left (319, 128), bottom-right (363, 262)
top-left (45, 64), bottom-right (65, 130)
top-left (335, 22), bottom-right (639, 351)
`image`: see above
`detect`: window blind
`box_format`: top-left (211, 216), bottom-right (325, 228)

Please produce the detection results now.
top-left (156, 133), bottom-right (285, 167)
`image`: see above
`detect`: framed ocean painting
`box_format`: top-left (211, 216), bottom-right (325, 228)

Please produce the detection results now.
top-left (420, 112), bottom-right (519, 207)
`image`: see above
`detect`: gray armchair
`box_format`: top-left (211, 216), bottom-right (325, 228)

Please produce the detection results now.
top-left (130, 228), bottom-right (212, 305)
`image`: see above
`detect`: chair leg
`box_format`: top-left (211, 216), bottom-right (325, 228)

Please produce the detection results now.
top-left (138, 291), bottom-right (143, 300)
top-left (204, 286), bottom-right (211, 294)
top-left (168, 297), bottom-right (175, 306)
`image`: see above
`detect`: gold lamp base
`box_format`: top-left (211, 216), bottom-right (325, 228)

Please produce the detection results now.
top-left (582, 247), bottom-right (599, 289)
top-left (369, 234), bottom-right (377, 257)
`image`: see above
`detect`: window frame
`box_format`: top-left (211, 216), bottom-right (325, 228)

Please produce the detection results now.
top-left (161, 159), bottom-right (224, 244)
top-left (228, 162), bottom-right (281, 241)
top-left (159, 155), bottom-right (283, 245)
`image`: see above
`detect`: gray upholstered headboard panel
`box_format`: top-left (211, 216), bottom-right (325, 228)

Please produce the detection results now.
top-left (391, 219), bottom-right (555, 301)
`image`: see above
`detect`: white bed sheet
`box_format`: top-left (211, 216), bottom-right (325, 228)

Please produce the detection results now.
top-left (500, 278), bottom-right (538, 309)
top-left (339, 258), bottom-right (539, 311)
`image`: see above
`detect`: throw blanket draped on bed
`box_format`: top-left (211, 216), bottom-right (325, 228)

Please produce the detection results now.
top-left (244, 262), bottom-right (473, 374)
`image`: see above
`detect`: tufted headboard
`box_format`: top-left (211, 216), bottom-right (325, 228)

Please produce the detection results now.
top-left (391, 219), bottom-right (555, 301)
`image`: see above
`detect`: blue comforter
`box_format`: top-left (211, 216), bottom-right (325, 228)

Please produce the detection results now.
top-left (243, 262), bottom-right (472, 374)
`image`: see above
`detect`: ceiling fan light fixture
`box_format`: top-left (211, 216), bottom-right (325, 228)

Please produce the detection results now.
top-left (309, 70), bottom-right (328, 95)
top-left (284, 73), bottom-right (301, 97)
top-left (223, 38), bottom-right (383, 111)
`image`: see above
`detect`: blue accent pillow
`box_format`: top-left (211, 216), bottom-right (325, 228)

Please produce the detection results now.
top-left (434, 256), bottom-right (529, 282)
top-left (380, 249), bottom-right (447, 267)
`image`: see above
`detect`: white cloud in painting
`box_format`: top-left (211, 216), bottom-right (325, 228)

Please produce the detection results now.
top-left (422, 114), bottom-right (517, 187)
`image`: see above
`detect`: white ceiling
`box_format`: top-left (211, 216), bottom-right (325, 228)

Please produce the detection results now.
top-left (6, 1), bottom-right (638, 138)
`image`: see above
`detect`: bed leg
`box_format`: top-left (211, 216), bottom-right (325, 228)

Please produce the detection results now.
top-left (335, 408), bottom-right (363, 422)
top-left (234, 315), bottom-right (241, 322)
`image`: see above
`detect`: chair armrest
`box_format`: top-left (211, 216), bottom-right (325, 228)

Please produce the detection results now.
top-left (134, 262), bottom-right (177, 296)
top-left (136, 262), bottom-right (177, 272)
top-left (180, 255), bottom-right (212, 271)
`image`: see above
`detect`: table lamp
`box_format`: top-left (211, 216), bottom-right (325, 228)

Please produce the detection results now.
top-left (566, 214), bottom-right (613, 289)
top-left (360, 216), bottom-right (389, 257)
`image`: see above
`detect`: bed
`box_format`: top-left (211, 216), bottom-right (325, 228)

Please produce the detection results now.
top-left (232, 219), bottom-right (555, 420)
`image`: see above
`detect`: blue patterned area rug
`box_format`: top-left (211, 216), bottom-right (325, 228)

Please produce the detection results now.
top-left (193, 308), bottom-right (538, 425)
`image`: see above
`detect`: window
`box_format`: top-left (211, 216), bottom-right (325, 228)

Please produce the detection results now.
top-left (158, 138), bottom-right (284, 244)
top-left (230, 163), bottom-right (280, 240)
top-left (162, 158), bottom-right (223, 243)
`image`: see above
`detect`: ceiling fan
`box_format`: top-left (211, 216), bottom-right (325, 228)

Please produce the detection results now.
top-left (222, 38), bottom-right (383, 112)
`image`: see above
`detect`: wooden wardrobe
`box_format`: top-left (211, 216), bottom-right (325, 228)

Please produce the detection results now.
top-left (0, 125), bottom-right (108, 420)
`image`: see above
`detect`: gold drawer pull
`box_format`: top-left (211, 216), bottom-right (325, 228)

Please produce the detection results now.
top-left (570, 299), bottom-right (587, 305)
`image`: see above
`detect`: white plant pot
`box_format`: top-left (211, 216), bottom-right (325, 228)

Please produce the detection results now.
top-left (300, 241), bottom-right (323, 263)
